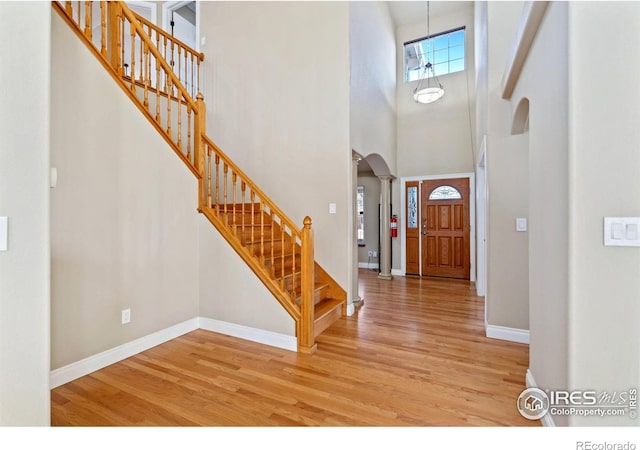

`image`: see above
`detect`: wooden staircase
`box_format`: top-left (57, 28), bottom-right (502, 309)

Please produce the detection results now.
top-left (53, 0), bottom-right (346, 353)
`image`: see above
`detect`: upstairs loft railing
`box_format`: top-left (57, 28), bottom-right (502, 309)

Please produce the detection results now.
top-left (54, 1), bottom-right (320, 352)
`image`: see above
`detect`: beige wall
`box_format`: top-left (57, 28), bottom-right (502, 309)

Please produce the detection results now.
top-left (350, 1), bottom-right (397, 176)
top-left (198, 1), bottom-right (351, 322)
top-left (50, 12), bottom-right (200, 369)
top-left (508, 2), bottom-right (570, 425)
top-left (0, 2), bottom-right (51, 426)
top-left (567, 1), bottom-right (640, 426)
top-left (396, 4), bottom-right (476, 178)
top-left (485, 1), bottom-right (530, 331)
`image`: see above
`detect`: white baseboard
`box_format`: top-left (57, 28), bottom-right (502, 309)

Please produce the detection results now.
top-left (50, 318), bottom-right (199, 389)
top-left (198, 317), bottom-right (297, 352)
top-left (485, 324), bottom-right (530, 344)
top-left (358, 262), bottom-right (379, 270)
top-left (526, 369), bottom-right (556, 427)
top-left (391, 268), bottom-right (402, 276)
top-left (50, 317), bottom-right (298, 389)
top-left (346, 302), bottom-right (356, 316)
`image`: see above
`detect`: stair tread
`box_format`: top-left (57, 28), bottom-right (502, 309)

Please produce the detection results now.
top-left (314, 297), bottom-right (344, 318)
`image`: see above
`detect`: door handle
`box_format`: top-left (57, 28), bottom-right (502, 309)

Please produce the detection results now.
top-left (422, 231), bottom-right (427, 236)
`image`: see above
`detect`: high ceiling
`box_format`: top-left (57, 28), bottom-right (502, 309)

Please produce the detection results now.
top-left (387, 1), bottom-right (473, 28)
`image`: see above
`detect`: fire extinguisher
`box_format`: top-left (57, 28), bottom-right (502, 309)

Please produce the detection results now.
top-left (390, 215), bottom-right (398, 238)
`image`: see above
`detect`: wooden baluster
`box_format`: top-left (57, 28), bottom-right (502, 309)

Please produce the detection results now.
top-left (77, 0), bottom-right (81, 26)
top-left (120, 12), bottom-right (125, 76)
top-left (100, 2), bottom-right (106, 57)
top-left (270, 212), bottom-right (275, 278)
top-left (143, 40), bottom-right (149, 108)
top-left (260, 201), bottom-right (265, 263)
top-left (232, 173), bottom-right (237, 233)
top-left (250, 191), bottom-right (256, 256)
top-left (190, 53), bottom-right (194, 99)
top-left (241, 181), bottom-right (246, 243)
top-left (155, 34), bottom-right (161, 121)
top-left (166, 77), bottom-right (172, 137)
top-left (130, 25), bottom-right (136, 91)
top-left (280, 220), bottom-right (285, 290)
top-left (177, 46), bottom-right (182, 91)
top-left (138, 24), bottom-right (143, 82)
top-left (170, 39), bottom-right (175, 75)
top-left (197, 58), bottom-right (201, 96)
top-left (177, 94), bottom-right (182, 151)
top-left (65, 1), bottom-right (72, 15)
top-left (186, 104), bottom-right (192, 161)
top-left (223, 163), bottom-right (228, 219)
top-left (207, 146), bottom-right (212, 208)
top-left (214, 155), bottom-right (220, 215)
top-left (85, 1), bottom-right (92, 40)
top-left (291, 232), bottom-right (296, 298)
top-left (163, 36), bottom-right (168, 94)
top-left (299, 217), bottom-right (315, 353)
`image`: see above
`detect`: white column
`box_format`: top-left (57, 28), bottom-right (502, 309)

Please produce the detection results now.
top-left (351, 153), bottom-right (362, 307)
top-left (378, 175), bottom-right (393, 280)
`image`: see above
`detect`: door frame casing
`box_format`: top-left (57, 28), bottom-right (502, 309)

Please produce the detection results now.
top-left (162, 1), bottom-right (200, 52)
top-left (399, 172), bottom-right (476, 281)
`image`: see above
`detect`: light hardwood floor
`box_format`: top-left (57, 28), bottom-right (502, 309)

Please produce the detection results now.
top-left (51, 269), bottom-right (538, 426)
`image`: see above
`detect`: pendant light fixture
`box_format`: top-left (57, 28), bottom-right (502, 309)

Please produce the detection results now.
top-left (413, 1), bottom-right (444, 104)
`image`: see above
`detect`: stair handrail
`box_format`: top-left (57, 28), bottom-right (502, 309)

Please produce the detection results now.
top-left (129, 9), bottom-right (204, 64)
top-left (128, 9), bottom-right (204, 99)
top-left (201, 135), bottom-right (303, 239)
top-left (117, 4), bottom-right (198, 112)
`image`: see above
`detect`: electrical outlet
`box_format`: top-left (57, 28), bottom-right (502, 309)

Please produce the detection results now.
top-left (368, 250), bottom-right (373, 257)
top-left (121, 308), bottom-right (131, 324)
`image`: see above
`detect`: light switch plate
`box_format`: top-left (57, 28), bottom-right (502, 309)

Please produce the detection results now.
top-left (604, 217), bottom-right (640, 247)
top-left (329, 203), bottom-right (337, 214)
top-left (516, 217), bottom-right (527, 232)
top-left (0, 216), bottom-right (7, 251)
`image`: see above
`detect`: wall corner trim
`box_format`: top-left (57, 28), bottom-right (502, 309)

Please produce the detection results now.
top-left (486, 324), bottom-right (530, 344)
top-left (526, 369), bottom-right (557, 427)
top-left (501, 1), bottom-right (550, 99)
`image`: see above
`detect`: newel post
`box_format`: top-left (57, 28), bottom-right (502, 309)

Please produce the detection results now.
top-left (107, 1), bottom-right (122, 74)
top-left (299, 216), bottom-right (317, 354)
top-left (194, 93), bottom-right (207, 209)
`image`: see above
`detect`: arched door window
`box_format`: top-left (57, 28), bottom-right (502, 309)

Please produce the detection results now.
top-left (428, 185), bottom-right (462, 200)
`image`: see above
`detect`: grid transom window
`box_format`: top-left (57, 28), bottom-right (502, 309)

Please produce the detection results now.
top-left (404, 27), bottom-right (465, 82)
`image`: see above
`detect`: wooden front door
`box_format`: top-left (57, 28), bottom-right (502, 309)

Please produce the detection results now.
top-left (421, 178), bottom-right (470, 279)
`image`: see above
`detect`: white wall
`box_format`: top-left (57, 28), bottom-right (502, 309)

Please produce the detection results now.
top-left (567, 1), bottom-right (640, 427)
top-left (50, 12), bottom-right (200, 369)
top-left (198, 2), bottom-right (351, 325)
top-left (0, 2), bottom-right (51, 426)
